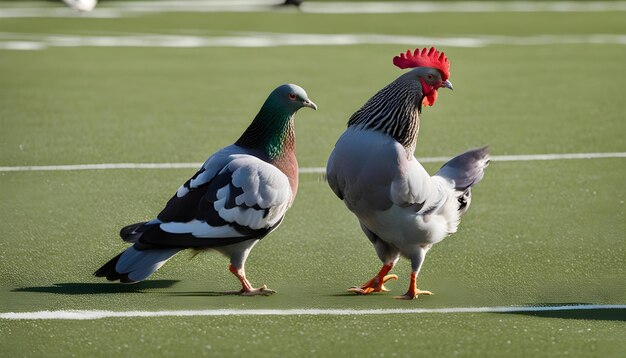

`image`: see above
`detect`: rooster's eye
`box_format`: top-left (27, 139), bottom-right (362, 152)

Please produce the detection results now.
top-left (427, 74), bottom-right (433, 79)
top-left (288, 93), bottom-right (297, 100)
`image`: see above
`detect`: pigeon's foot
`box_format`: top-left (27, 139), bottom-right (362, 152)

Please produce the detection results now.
top-left (227, 264), bottom-right (275, 296)
top-left (242, 285), bottom-right (276, 296)
top-left (393, 288), bottom-right (433, 300)
top-left (224, 285), bottom-right (276, 296)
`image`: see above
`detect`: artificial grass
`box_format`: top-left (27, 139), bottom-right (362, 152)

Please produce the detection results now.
top-left (1, 3), bottom-right (624, 357)
top-left (2, 312), bottom-right (625, 358)
top-left (1, 159), bottom-right (623, 312)
top-left (1, 44), bottom-right (624, 167)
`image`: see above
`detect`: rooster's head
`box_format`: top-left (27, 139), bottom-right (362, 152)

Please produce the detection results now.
top-left (393, 47), bottom-right (453, 107)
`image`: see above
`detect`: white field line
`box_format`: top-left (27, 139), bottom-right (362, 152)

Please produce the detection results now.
top-left (0, 162), bottom-right (206, 172)
top-left (1, 304), bottom-right (624, 320)
top-left (1, 1), bottom-right (625, 18)
top-left (303, 1), bottom-right (626, 14)
top-left (0, 32), bottom-right (625, 51)
top-left (1, 152), bottom-right (624, 173)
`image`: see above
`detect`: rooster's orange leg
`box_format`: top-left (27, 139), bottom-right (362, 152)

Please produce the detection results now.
top-left (225, 264), bottom-right (275, 296)
top-left (394, 247), bottom-right (432, 300)
top-left (394, 272), bottom-right (432, 300)
top-left (348, 263), bottom-right (398, 294)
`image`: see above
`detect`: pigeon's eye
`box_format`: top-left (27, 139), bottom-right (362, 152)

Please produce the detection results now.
top-left (288, 93), bottom-right (297, 100)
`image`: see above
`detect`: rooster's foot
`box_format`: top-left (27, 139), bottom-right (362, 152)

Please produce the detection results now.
top-left (393, 289), bottom-right (433, 300)
top-left (348, 274), bottom-right (398, 295)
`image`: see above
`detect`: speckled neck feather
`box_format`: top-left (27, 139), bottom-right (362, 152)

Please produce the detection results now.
top-left (347, 73), bottom-right (423, 151)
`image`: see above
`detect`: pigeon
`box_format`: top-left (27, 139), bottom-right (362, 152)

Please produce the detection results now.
top-left (326, 48), bottom-right (489, 299)
top-left (95, 84), bottom-right (317, 296)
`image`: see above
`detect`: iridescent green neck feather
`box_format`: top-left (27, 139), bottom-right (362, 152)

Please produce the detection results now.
top-left (235, 100), bottom-right (296, 160)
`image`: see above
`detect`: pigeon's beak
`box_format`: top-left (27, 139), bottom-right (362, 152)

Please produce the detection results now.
top-left (442, 80), bottom-right (453, 90)
top-left (303, 99), bottom-right (317, 110)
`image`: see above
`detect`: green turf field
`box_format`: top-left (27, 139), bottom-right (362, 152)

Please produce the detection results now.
top-left (1, 1), bottom-right (625, 357)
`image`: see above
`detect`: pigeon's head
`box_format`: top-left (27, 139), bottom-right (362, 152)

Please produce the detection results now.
top-left (267, 84), bottom-right (317, 114)
top-left (236, 84), bottom-right (317, 158)
top-left (393, 47), bottom-right (453, 107)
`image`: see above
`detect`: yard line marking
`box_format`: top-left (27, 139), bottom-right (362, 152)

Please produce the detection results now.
top-left (483, 152), bottom-right (626, 161)
top-left (303, 1), bottom-right (626, 14)
top-left (1, 304), bottom-right (624, 320)
top-left (0, 162), bottom-right (205, 172)
top-left (1, 32), bottom-right (625, 50)
top-left (1, 1), bottom-right (625, 18)
top-left (1, 152), bottom-right (624, 173)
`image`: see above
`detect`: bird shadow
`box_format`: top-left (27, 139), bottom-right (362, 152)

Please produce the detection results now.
top-left (168, 291), bottom-right (277, 297)
top-left (168, 291), bottom-right (235, 297)
top-left (322, 298), bottom-right (626, 322)
top-left (502, 303), bottom-right (626, 322)
top-left (13, 280), bottom-right (180, 295)
top-left (330, 293), bottom-right (360, 297)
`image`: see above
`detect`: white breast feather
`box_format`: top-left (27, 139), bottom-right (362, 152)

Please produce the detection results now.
top-left (160, 220), bottom-right (245, 238)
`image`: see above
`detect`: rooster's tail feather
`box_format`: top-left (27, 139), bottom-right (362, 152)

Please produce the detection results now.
top-left (435, 146), bottom-right (490, 191)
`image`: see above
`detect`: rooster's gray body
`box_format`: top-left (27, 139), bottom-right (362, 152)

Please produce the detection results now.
top-left (326, 48), bottom-right (489, 299)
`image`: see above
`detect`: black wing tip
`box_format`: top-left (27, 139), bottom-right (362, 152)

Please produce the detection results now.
top-left (96, 272), bottom-right (133, 283)
top-left (94, 252), bottom-right (125, 281)
top-left (94, 253), bottom-right (138, 284)
top-left (120, 222), bottom-right (148, 240)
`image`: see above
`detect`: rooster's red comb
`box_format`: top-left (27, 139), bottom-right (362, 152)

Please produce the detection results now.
top-left (393, 47), bottom-right (450, 80)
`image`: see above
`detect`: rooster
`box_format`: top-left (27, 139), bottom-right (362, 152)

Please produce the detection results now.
top-left (326, 48), bottom-right (489, 299)
top-left (95, 84), bottom-right (317, 295)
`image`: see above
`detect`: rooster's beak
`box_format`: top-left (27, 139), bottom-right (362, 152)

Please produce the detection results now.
top-left (303, 99), bottom-right (318, 110)
top-left (442, 80), bottom-right (454, 90)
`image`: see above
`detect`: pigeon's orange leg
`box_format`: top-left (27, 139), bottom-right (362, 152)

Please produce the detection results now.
top-left (348, 263), bottom-right (398, 294)
top-left (225, 264), bottom-right (275, 296)
top-left (394, 272), bottom-right (432, 300)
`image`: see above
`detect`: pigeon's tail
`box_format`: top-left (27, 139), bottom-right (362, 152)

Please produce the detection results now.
top-left (94, 245), bottom-right (182, 284)
top-left (435, 146), bottom-right (490, 216)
